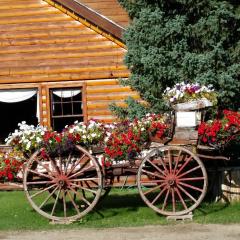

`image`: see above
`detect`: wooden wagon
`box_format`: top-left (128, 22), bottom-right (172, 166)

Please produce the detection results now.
top-left (23, 104), bottom-right (230, 223)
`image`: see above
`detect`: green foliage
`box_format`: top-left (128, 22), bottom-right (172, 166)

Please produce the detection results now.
top-left (109, 97), bottom-right (148, 120)
top-left (115, 0), bottom-right (240, 118)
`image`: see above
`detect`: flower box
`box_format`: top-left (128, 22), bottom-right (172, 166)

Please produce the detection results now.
top-left (172, 99), bottom-right (213, 111)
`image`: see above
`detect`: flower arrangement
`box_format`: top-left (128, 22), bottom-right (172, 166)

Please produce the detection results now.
top-left (139, 113), bottom-right (171, 139)
top-left (63, 119), bottom-right (106, 147)
top-left (5, 115), bottom-right (170, 166)
top-left (104, 120), bottom-right (148, 163)
top-left (163, 82), bottom-right (217, 106)
top-left (103, 114), bottom-right (170, 164)
top-left (198, 110), bottom-right (240, 149)
top-left (0, 151), bottom-right (24, 182)
top-left (5, 121), bottom-right (47, 156)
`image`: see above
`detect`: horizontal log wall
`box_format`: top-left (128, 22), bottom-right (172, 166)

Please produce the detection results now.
top-left (0, 0), bottom-right (129, 84)
top-left (86, 79), bottom-right (140, 122)
top-left (0, 0), bottom-right (136, 125)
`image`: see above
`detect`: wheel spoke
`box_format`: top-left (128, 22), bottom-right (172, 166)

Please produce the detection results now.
top-left (161, 188), bottom-right (170, 211)
top-left (177, 165), bottom-right (201, 178)
top-left (28, 169), bottom-right (54, 180)
top-left (176, 156), bottom-right (193, 176)
top-left (70, 182), bottom-right (97, 194)
top-left (51, 188), bottom-right (61, 216)
top-left (69, 177), bottom-right (100, 182)
top-left (49, 156), bottom-right (61, 175)
top-left (173, 150), bottom-right (182, 174)
top-left (143, 182), bottom-right (166, 196)
top-left (158, 153), bottom-right (169, 174)
top-left (141, 169), bottom-right (165, 180)
top-left (30, 183), bottom-right (57, 199)
top-left (27, 180), bottom-right (54, 185)
top-left (178, 181), bottom-right (203, 192)
top-left (146, 158), bottom-right (167, 176)
top-left (171, 188), bottom-right (176, 212)
top-left (67, 190), bottom-right (80, 214)
top-left (68, 164), bottom-right (93, 180)
top-left (84, 180), bottom-right (98, 192)
top-left (67, 153), bottom-right (88, 176)
top-left (58, 155), bottom-right (63, 174)
top-left (34, 158), bottom-right (56, 177)
top-left (151, 185), bottom-right (168, 205)
top-left (39, 185), bottom-right (59, 209)
top-left (178, 185), bottom-right (197, 203)
top-left (179, 177), bottom-right (205, 181)
top-left (62, 190), bottom-right (67, 218)
top-left (140, 179), bottom-right (165, 184)
top-left (68, 186), bottom-right (91, 207)
top-left (168, 149), bottom-right (172, 173)
top-left (64, 152), bottom-right (72, 174)
top-left (175, 187), bottom-right (187, 210)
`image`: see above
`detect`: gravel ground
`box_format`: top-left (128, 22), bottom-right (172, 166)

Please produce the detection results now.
top-left (1, 224), bottom-right (240, 240)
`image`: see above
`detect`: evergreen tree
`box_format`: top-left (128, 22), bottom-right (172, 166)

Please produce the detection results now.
top-left (112, 0), bottom-right (240, 119)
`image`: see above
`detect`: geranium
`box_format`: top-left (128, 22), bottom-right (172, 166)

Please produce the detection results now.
top-left (5, 121), bottom-right (47, 156)
top-left (139, 113), bottom-right (171, 139)
top-left (104, 121), bottom-right (148, 163)
top-left (103, 114), bottom-right (170, 163)
top-left (198, 110), bottom-right (240, 149)
top-left (163, 82), bottom-right (217, 105)
top-left (0, 151), bottom-right (24, 182)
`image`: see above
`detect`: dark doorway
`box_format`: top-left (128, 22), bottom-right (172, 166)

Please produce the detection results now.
top-left (0, 95), bottom-right (38, 144)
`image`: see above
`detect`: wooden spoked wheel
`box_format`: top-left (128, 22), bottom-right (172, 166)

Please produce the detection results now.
top-left (137, 146), bottom-right (208, 216)
top-left (23, 145), bottom-right (102, 223)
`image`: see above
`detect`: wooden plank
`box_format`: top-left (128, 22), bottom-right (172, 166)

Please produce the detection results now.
top-left (87, 93), bottom-right (139, 101)
top-left (0, 21), bottom-right (84, 32)
top-left (0, 3), bottom-right (47, 10)
top-left (0, 7), bottom-right (59, 18)
top-left (0, 70), bottom-right (129, 84)
top-left (0, 35), bottom-right (107, 47)
top-left (0, 65), bottom-right (127, 76)
top-left (0, 28), bottom-right (95, 40)
top-left (0, 41), bottom-right (117, 55)
top-left (0, 14), bottom-right (71, 25)
top-left (0, 56), bottom-right (122, 68)
top-left (87, 102), bottom-right (127, 109)
top-left (87, 86), bottom-right (131, 94)
top-left (0, 48), bottom-right (124, 61)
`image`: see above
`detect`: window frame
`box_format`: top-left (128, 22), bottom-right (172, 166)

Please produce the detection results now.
top-left (45, 82), bottom-right (87, 129)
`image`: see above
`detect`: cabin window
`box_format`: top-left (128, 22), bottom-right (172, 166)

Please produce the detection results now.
top-left (0, 89), bottom-right (39, 144)
top-left (50, 87), bottom-right (83, 131)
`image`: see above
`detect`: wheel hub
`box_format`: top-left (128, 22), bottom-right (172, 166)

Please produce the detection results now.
top-left (56, 175), bottom-right (69, 189)
top-left (166, 174), bottom-right (177, 187)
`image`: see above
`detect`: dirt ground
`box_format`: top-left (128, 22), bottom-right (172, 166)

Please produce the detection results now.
top-left (1, 224), bottom-right (240, 240)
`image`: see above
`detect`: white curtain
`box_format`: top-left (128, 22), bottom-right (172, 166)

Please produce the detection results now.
top-left (53, 89), bottom-right (81, 98)
top-left (0, 89), bottom-right (37, 103)
top-left (0, 89), bottom-right (40, 122)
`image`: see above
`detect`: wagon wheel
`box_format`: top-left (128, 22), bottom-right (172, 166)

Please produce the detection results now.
top-left (23, 145), bottom-right (102, 223)
top-left (137, 146), bottom-right (208, 216)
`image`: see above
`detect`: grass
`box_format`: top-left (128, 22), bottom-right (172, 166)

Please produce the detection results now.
top-left (0, 188), bottom-right (240, 230)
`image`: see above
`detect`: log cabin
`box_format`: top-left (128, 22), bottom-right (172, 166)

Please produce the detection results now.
top-left (0, 0), bottom-right (139, 143)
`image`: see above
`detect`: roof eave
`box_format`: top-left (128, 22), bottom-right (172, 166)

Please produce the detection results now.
top-left (49, 0), bottom-right (125, 42)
